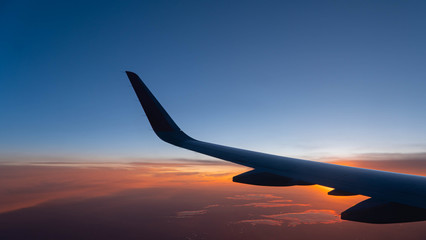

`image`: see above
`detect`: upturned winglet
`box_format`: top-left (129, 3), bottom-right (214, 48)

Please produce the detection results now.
top-left (125, 71), bottom-right (192, 145)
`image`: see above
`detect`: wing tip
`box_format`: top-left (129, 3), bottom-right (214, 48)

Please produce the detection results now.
top-left (125, 71), bottom-right (139, 80)
top-left (125, 71), bottom-right (193, 145)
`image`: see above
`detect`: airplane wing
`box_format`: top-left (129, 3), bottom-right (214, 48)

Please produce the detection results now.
top-left (125, 71), bottom-right (426, 224)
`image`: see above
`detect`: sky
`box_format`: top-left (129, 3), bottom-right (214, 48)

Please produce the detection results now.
top-left (1, 0), bottom-right (426, 160)
top-left (2, 1), bottom-right (426, 238)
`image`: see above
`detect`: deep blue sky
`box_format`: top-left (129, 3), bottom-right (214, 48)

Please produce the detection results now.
top-left (1, 0), bottom-right (426, 160)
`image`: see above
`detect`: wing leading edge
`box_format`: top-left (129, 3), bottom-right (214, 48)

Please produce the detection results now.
top-left (125, 71), bottom-right (426, 223)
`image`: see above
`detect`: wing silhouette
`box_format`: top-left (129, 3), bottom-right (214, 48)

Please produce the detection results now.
top-left (126, 71), bottom-right (426, 224)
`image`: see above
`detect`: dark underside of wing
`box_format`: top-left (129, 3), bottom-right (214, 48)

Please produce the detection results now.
top-left (232, 169), bottom-right (426, 223)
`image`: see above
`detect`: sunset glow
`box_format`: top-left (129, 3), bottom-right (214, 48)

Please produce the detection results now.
top-left (1, 158), bottom-right (425, 239)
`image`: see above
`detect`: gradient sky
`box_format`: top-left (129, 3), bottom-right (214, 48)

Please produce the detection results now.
top-left (1, 0), bottom-right (426, 160)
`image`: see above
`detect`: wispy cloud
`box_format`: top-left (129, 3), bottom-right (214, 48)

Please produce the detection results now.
top-left (237, 210), bottom-right (341, 227)
top-left (226, 193), bottom-right (282, 200)
top-left (237, 219), bottom-right (283, 226)
top-left (344, 152), bottom-right (426, 161)
top-left (331, 158), bottom-right (426, 176)
top-left (268, 199), bottom-right (292, 203)
top-left (175, 210), bottom-right (208, 218)
top-left (262, 209), bottom-right (341, 227)
top-left (175, 204), bottom-right (220, 218)
top-left (204, 204), bottom-right (219, 209)
top-left (235, 202), bottom-right (310, 208)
